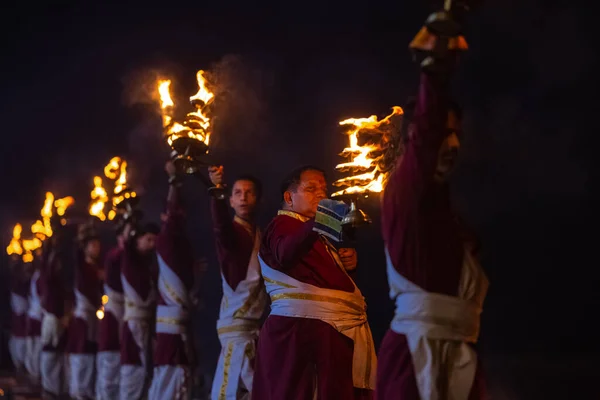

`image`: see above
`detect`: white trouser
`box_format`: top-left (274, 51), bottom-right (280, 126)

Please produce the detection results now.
top-left (148, 365), bottom-right (191, 400)
top-left (25, 335), bottom-right (42, 379)
top-left (96, 351), bottom-right (120, 400)
top-left (120, 364), bottom-right (148, 400)
top-left (69, 353), bottom-right (95, 399)
top-left (9, 336), bottom-right (27, 370)
top-left (41, 350), bottom-right (65, 395)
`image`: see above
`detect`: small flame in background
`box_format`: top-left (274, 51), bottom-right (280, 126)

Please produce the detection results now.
top-left (89, 157), bottom-right (136, 221)
top-left (97, 294), bottom-right (109, 320)
top-left (157, 70), bottom-right (215, 147)
top-left (6, 223), bottom-right (23, 256)
top-left (7, 192), bottom-right (75, 263)
top-left (332, 106), bottom-right (404, 197)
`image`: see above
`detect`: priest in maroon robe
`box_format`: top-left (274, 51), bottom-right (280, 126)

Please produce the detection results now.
top-left (40, 234), bottom-right (69, 398)
top-left (8, 255), bottom-right (31, 376)
top-left (120, 221), bottom-right (159, 400)
top-left (207, 166), bottom-right (268, 399)
top-left (375, 68), bottom-right (488, 399)
top-left (253, 166), bottom-right (376, 400)
top-left (24, 256), bottom-right (43, 383)
top-left (67, 227), bottom-right (103, 400)
top-left (148, 161), bottom-right (196, 400)
top-left (95, 226), bottom-right (126, 400)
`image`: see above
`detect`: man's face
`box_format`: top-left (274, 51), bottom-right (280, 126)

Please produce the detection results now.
top-left (85, 239), bottom-right (101, 261)
top-left (230, 180), bottom-right (258, 220)
top-left (136, 233), bottom-right (157, 255)
top-left (435, 111), bottom-right (461, 182)
top-left (284, 170), bottom-right (327, 218)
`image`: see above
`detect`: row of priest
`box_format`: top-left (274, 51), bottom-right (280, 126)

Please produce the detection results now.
top-left (7, 14), bottom-right (488, 400)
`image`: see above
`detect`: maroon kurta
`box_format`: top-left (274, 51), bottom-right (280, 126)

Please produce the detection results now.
top-left (154, 185), bottom-right (195, 366)
top-left (67, 252), bottom-right (101, 354)
top-left (39, 250), bottom-right (68, 352)
top-left (253, 212), bottom-right (371, 400)
top-left (98, 246), bottom-right (123, 352)
top-left (10, 269), bottom-right (30, 338)
top-left (121, 244), bottom-right (155, 365)
top-left (376, 72), bottom-right (485, 399)
top-left (210, 197), bottom-right (255, 290)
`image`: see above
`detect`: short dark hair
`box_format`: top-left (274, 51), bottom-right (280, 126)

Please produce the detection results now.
top-left (232, 175), bottom-right (263, 200)
top-left (135, 222), bottom-right (160, 238)
top-left (280, 165), bottom-right (326, 198)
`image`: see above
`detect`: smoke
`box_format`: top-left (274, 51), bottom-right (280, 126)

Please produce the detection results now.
top-left (204, 55), bottom-right (274, 157)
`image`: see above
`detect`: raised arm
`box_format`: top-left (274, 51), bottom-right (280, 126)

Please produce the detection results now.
top-left (382, 72), bottom-right (449, 245)
top-left (266, 217), bottom-right (319, 269)
top-left (208, 165), bottom-right (235, 249)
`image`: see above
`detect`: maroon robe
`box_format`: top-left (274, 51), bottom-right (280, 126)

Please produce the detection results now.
top-left (253, 212), bottom-right (372, 400)
top-left (67, 253), bottom-right (102, 354)
top-left (154, 185), bottom-right (195, 366)
top-left (375, 72), bottom-right (486, 399)
top-left (25, 265), bottom-right (42, 339)
top-left (39, 250), bottom-right (68, 352)
top-left (120, 244), bottom-right (155, 365)
top-left (210, 197), bottom-right (256, 290)
top-left (98, 246), bottom-right (123, 352)
top-left (10, 269), bottom-right (30, 338)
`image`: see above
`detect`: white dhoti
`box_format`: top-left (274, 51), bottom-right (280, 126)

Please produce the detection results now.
top-left (211, 318), bottom-right (259, 400)
top-left (259, 257), bottom-right (377, 390)
top-left (25, 335), bottom-right (42, 379)
top-left (41, 350), bottom-right (66, 396)
top-left (9, 336), bottom-right (27, 370)
top-left (148, 365), bottom-right (192, 400)
top-left (120, 364), bottom-right (148, 400)
top-left (386, 248), bottom-right (489, 400)
top-left (95, 351), bottom-right (120, 400)
top-left (68, 353), bottom-right (96, 399)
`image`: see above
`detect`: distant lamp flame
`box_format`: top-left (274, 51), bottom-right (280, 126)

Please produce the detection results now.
top-left (102, 295), bottom-right (109, 305)
top-left (96, 308), bottom-right (105, 320)
top-left (89, 176), bottom-right (109, 221)
top-left (332, 106), bottom-right (404, 197)
top-left (54, 196), bottom-right (75, 217)
top-left (6, 223), bottom-right (24, 256)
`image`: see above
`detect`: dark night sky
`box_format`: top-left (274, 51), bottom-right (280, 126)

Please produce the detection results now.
top-left (0, 0), bottom-right (597, 389)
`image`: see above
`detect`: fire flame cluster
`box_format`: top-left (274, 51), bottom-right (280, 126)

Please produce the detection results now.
top-left (6, 192), bottom-right (75, 263)
top-left (89, 156), bottom-right (136, 221)
top-left (332, 106), bottom-right (404, 197)
top-left (157, 70), bottom-right (215, 147)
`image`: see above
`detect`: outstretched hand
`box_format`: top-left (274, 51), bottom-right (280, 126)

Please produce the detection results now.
top-left (208, 165), bottom-right (224, 186)
top-left (338, 248), bottom-right (358, 272)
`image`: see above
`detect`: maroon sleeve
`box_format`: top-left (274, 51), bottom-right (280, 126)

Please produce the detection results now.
top-left (382, 72), bottom-right (449, 256)
top-left (104, 248), bottom-right (123, 292)
top-left (40, 253), bottom-right (65, 317)
top-left (210, 197), bottom-right (234, 248)
top-left (261, 216), bottom-right (319, 270)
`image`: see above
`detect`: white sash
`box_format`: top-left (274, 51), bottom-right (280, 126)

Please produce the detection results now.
top-left (386, 248), bottom-right (489, 400)
top-left (103, 284), bottom-right (125, 322)
top-left (218, 227), bottom-right (267, 322)
top-left (27, 270), bottom-right (43, 321)
top-left (121, 276), bottom-right (154, 321)
top-left (156, 253), bottom-right (189, 334)
top-left (11, 292), bottom-right (29, 316)
top-left (74, 289), bottom-right (98, 341)
top-left (259, 257), bottom-right (377, 390)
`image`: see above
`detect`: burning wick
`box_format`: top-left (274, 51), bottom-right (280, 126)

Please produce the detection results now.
top-left (89, 157), bottom-right (136, 221)
top-left (332, 106), bottom-right (404, 197)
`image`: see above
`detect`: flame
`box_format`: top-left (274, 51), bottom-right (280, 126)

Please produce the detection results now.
top-left (102, 295), bottom-right (109, 305)
top-left (157, 70), bottom-right (214, 147)
top-left (104, 157), bottom-right (122, 180)
top-left (96, 308), bottom-right (105, 320)
top-left (6, 223), bottom-right (23, 256)
top-left (332, 106), bottom-right (404, 197)
top-left (111, 159), bottom-right (136, 210)
top-left (89, 176), bottom-right (109, 221)
top-left (54, 196), bottom-right (74, 216)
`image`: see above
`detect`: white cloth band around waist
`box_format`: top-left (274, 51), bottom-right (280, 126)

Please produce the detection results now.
top-left (156, 305), bottom-right (188, 334)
